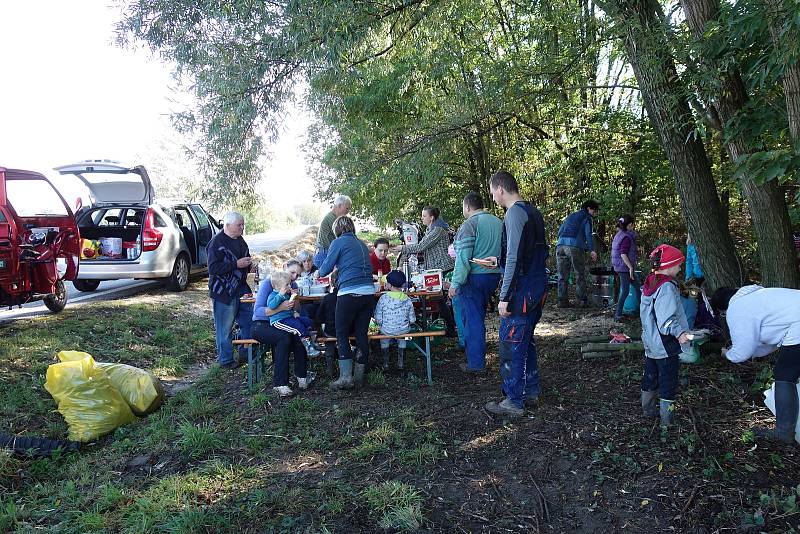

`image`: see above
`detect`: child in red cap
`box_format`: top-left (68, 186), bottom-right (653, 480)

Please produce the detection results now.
top-left (639, 244), bottom-right (691, 430)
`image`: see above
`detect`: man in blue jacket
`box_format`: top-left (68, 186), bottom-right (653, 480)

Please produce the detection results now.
top-left (556, 200), bottom-right (599, 308)
top-left (207, 212), bottom-right (254, 369)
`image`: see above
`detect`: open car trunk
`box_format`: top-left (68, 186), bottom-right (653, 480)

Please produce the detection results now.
top-left (77, 207), bottom-right (144, 261)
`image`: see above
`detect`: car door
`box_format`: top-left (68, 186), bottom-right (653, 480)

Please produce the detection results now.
top-left (189, 204), bottom-right (213, 266)
top-left (173, 205), bottom-right (198, 265)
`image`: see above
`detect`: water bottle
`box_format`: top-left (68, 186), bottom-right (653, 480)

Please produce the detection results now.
top-left (408, 254), bottom-right (418, 273)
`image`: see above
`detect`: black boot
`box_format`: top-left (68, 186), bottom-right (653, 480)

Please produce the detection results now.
top-left (755, 381), bottom-right (798, 444)
top-left (381, 348), bottom-right (390, 371)
top-left (397, 348), bottom-right (405, 370)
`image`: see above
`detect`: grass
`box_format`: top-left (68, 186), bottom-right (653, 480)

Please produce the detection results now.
top-left (4, 283), bottom-right (800, 532)
top-left (363, 481), bottom-right (424, 531)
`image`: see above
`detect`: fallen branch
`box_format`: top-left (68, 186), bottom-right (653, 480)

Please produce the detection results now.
top-left (580, 342), bottom-right (645, 352)
top-left (564, 335), bottom-right (611, 346)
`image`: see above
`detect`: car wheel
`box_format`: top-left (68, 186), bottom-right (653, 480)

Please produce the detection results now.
top-left (72, 279), bottom-right (101, 292)
top-left (166, 254), bottom-right (190, 291)
top-left (44, 280), bottom-right (67, 313)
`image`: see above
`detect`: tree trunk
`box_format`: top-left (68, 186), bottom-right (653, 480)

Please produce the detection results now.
top-left (600, 0), bottom-right (741, 289)
top-left (763, 0), bottom-right (800, 145)
top-left (681, 0), bottom-right (800, 288)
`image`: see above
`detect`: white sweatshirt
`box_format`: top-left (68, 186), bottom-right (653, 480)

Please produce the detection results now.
top-left (725, 285), bottom-right (800, 363)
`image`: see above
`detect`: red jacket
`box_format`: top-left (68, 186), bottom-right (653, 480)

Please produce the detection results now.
top-left (370, 251), bottom-right (391, 275)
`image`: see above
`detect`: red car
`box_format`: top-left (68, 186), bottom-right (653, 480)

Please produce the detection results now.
top-left (0, 167), bottom-right (81, 313)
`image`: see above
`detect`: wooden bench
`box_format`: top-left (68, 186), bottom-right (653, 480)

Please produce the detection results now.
top-left (234, 330), bottom-right (446, 389)
top-left (318, 331), bottom-right (446, 386)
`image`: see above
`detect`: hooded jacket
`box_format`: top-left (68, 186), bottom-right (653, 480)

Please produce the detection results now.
top-left (639, 273), bottom-right (689, 359)
top-left (374, 291), bottom-right (416, 335)
top-left (725, 285), bottom-right (800, 363)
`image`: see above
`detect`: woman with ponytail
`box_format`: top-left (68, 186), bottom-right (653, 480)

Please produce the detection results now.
top-left (611, 214), bottom-right (639, 322)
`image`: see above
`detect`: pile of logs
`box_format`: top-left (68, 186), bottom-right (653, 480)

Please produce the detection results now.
top-left (565, 334), bottom-right (724, 360)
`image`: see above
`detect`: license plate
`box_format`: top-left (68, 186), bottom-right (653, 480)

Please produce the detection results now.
top-left (0, 259), bottom-right (5, 268)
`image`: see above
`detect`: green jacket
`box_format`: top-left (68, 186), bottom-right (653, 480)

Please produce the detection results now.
top-left (451, 210), bottom-right (502, 290)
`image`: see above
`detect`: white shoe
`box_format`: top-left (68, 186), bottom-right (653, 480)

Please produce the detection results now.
top-left (273, 385), bottom-right (294, 397)
top-left (297, 371), bottom-right (317, 390)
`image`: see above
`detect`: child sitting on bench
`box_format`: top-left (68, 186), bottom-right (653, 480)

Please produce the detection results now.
top-left (267, 271), bottom-right (321, 357)
top-left (374, 270), bottom-right (417, 371)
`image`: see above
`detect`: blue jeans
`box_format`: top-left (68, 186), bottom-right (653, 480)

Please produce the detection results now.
top-left (641, 354), bottom-right (679, 400)
top-left (460, 273), bottom-right (501, 371)
top-left (499, 273), bottom-right (546, 407)
top-left (212, 297), bottom-right (253, 365)
top-left (682, 297), bottom-right (698, 329)
top-left (615, 271), bottom-right (641, 319)
top-left (452, 296), bottom-right (465, 348)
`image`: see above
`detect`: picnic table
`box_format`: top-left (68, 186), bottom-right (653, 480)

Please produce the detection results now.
top-left (237, 288), bottom-right (449, 388)
top-left (241, 288), bottom-right (444, 329)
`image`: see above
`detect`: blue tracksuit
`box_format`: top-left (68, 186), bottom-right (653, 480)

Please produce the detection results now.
top-left (498, 201), bottom-right (549, 408)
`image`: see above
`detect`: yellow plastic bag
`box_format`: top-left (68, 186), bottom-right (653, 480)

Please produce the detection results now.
top-left (57, 351), bottom-right (165, 416)
top-left (44, 353), bottom-right (136, 442)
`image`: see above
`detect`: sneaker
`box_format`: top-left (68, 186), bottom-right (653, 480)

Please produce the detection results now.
top-left (273, 385), bottom-right (294, 397)
top-left (302, 338), bottom-right (322, 357)
top-left (221, 360), bottom-right (243, 370)
top-left (485, 398), bottom-right (524, 417)
top-left (297, 371), bottom-right (317, 390)
top-left (459, 362), bottom-right (485, 374)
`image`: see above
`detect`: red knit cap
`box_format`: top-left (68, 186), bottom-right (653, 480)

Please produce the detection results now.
top-left (649, 244), bottom-right (685, 269)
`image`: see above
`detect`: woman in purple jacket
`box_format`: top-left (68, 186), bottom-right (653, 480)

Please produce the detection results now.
top-left (611, 214), bottom-right (640, 322)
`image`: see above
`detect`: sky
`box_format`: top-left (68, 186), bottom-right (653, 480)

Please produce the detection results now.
top-left (0, 1), bottom-right (316, 207)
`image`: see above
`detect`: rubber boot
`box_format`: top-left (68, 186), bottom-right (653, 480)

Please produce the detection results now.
top-left (381, 348), bottom-right (390, 371)
top-left (353, 362), bottom-right (367, 387)
top-left (329, 359), bottom-right (354, 390)
top-left (755, 381), bottom-right (798, 444)
top-left (324, 342), bottom-right (336, 377)
top-left (659, 399), bottom-right (675, 429)
top-left (397, 348), bottom-right (405, 370)
top-left (641, 390), bottom-right (658, 418)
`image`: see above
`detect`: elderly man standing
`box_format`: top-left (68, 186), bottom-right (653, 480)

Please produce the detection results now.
top-left (556, 200), bottom-right (599, 308)
top-left (448, 192), bottom-right (502, 373)
top-left (485, 171), bottom-right (549, 417)
top-left (207, 212), bottom-right (254, 369)
top-left (314, 195), bottom-right (352, 266)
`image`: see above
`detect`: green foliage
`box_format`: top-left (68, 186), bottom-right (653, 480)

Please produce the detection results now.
top-left (363, 480), bottom-right (424, 531)
top-left (177, 421), bottom-right (224, 459)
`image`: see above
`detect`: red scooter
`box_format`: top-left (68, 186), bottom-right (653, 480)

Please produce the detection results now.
top-left (0, 167), bottom-right (81, 313)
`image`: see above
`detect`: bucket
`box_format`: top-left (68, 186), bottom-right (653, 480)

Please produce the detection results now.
top-left (99, 237), bottom-right (122, 258)
top-left (589, 267), bottom-right (615, 308)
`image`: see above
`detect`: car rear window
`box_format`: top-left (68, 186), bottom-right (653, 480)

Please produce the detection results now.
top-left (6, 180), bottom-right (69, 217)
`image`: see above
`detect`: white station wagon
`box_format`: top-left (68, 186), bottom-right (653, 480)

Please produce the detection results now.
top-left (55, 160), bottom-right (220, 292)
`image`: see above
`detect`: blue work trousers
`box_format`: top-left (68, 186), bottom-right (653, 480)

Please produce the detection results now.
top-left (499, 274), bottom-right (546, 408)
top-left (459, 273), bottom-right (501, 371)
top-left (212, 297), bottom-right (253, 365)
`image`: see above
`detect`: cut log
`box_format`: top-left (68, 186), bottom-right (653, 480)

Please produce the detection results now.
top-left (582, 351), bottom-right (627, 360)
top-left (580, 342), bottom-right (645, 352)
top-left (564, 335), bottom-right (613, 346)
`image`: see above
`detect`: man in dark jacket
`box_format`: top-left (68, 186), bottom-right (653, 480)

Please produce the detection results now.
top-left (207, 212), bottom-right (253, 369)
top-left (556, 200), bottom-right (599, 308)
top-left (485, 171), bottom-right (549, 417)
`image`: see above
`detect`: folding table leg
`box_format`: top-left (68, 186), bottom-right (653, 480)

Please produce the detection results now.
top-left (247, 345), bottom-right (255, 390)
top-left (256, 346), bottom-right (263, 383)
top-left (425, 336), bottom-right (432, 385)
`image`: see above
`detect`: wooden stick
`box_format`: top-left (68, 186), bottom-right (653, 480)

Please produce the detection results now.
top-left (580, 342), bottom-right (645, 352)
top-left (564, 335), bottom-right (611, 345)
